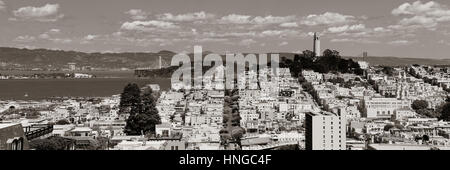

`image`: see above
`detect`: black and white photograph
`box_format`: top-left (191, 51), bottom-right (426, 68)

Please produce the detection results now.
top-left (1, 0), bottom-right (450, 165)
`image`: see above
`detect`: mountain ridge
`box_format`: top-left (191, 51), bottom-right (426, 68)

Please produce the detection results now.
top-left (1, 47), bottom-right (450, 69)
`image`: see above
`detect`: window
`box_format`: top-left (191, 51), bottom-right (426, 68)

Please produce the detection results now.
top-left (16, 138), bottom-right (23, 150)
top-left (11, 139), bottom-right (17, 150)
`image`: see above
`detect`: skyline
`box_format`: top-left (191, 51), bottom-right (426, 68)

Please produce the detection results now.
top-left (0, 0), bottom-right (450, 58)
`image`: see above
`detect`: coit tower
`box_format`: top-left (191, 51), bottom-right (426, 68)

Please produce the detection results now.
top-left (313, 32), bottom-right (321, 57)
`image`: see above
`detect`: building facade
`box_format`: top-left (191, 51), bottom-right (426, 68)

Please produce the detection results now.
top-left (305, 111), bottom-right (346, 150)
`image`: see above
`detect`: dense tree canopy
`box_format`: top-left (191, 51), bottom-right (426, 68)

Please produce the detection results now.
top-left (29, 136), bottom-right (75, 150)
top-left (412, 100), bottom-right (429, 110)
top-left (282, 49), bottom-right (364, 77)
top-left (119, 83), bottom-right (142, 115)
top-left (122, 86), bottom-right (161, 135)
top-left (55, 119), bottom-right (70, 125)
top-left (440, 102), bottom-right (450, 121)
top-left (221, 89), bottom-right (244, 149)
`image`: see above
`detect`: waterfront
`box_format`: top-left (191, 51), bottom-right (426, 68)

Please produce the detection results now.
top-left (0, 78), bottom-right (171, 100)
top-left (0, 70), bottom-right (136, 78)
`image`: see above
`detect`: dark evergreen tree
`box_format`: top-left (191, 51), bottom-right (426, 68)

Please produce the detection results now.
top-left (118, 83), bottom-right (141, 116)
top-left (411, 100), bottom-right (429, 110)
top-left (440, 102), bottom-right (450, 121)
top-left (123, 87), bottom-right (161, 135)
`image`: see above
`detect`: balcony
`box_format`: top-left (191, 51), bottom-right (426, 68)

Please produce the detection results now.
top-left (24, 124), bottom-right (54, 141)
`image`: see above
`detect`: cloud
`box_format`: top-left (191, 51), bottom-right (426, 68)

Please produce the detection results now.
top-left (373, 27), bottom-right (390, 32)
top-left (125, 9), bottom-right (148, 20)
top-left (259, 29), bottom-right (302, 38)
top-left (239, 39), bottom-right (257, 46)
top-left (158, 11), bottom-right (215, 21)
top-left (330, 38), bottom-right (379, 44)
top-left (27, 29), bottom-right (73, 44)
top-left (388, 40), bottom-right (415, 45)
top-left (13, 35), bottom-right (36, 43)
top-left (392, 1), bottom-right (444, 16)
top-left (49, 29), bottom-right (61, 34)
top-left (279, 22), bottom-right (299, 28)
top-left (196, 38), bottom-right (228, 43)
top-left (50, 38), bottom-right (72, 44)
top-left (399, 15), bottom-right (437, 28)
top-left (84, 34), bottom-right (99, 41)
top-left (391, 1), bottom-right (450, 30)
top-left (219, 14), bottom-right (252, 24)
top-left (300, 12), bottom-right (355, 26)
top-left (279, 41), bottom-right (289, 46)
top-left (120, 20), bottom-right (178, 31)
top-left (327, 24), bottom-right (366, 33)
top-left (438, 40), bottom-right (450, 46)
top-left (251, 15), bottom-right (295, 24)
top-left (260, 30), bottom-right (283, 36)
top-left (12, 4), bottom-right (64, 22)
top-left (202, 31), bottom-right (257, 39)
top-left (219, 14), bottom-right (294, 25)
top-left (0, 1), bottom-right (6, 11)
top-left (38, 29), bottom-right (61, 39)
top-left (80, 34), bottom-right (100, 44)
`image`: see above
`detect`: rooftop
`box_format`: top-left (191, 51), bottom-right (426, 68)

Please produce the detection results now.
top-left (307, 111), bottom-right (337, 117)
top-left (0, 123), bottom-right (20, 129)
top-left (70, 127), bottom-right (92, 132)
top-left (368, 144), bottom-right (450, 150)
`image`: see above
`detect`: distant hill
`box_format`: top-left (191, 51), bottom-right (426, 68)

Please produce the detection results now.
top-left (344, 56), bottom-right (450, 66)
top-left (0, 47), bottom-right (176, 70)
top-left (275, 52), bottom-right (450, 66)
top-left (1, 47), bottom-right (449, 70)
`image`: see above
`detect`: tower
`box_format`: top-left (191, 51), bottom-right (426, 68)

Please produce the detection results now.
top-left (159, 56), bottom-right (162, 69)
top-left (313, 32), bottom-right (321, 57)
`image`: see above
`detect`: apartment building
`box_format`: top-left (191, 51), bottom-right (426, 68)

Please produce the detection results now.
top-left (305, 111), bottom-right (346, 150)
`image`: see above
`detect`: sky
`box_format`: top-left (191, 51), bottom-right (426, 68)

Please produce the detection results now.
top-left (1, 0), bottom-right (450, 58)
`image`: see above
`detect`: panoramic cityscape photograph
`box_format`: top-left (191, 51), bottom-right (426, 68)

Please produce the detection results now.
top-left (2, 0), bottom-right (450, 161)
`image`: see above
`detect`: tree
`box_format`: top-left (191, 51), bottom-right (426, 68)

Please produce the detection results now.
top-left (384, 124), bottom-right (394, 131)
top-left (55, 119), bottom-right (70, 125)
top-left (440, 102), bottom-right (450, 121)
top-left (417, 109), bottom-right (440, 118)
top-left (123, 87), bottom-right (161, 135)
top-left (221, 89), bottom-right (243, 149)
top-left (231, 127), bottom-right (245, 149)
top-left (381, 66), bottom-right (395, 76)
top-left (411, 100), bottom-right (428, 110)
top-left (119, 83), bottom-right (142, 116)
top-left (29, 136), bottom-right (74, 150)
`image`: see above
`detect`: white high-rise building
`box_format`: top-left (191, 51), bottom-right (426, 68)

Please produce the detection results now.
top-left (313, 32), bottom-right (321, 57)
top-left (305, 111), bottom-right (346, 150)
